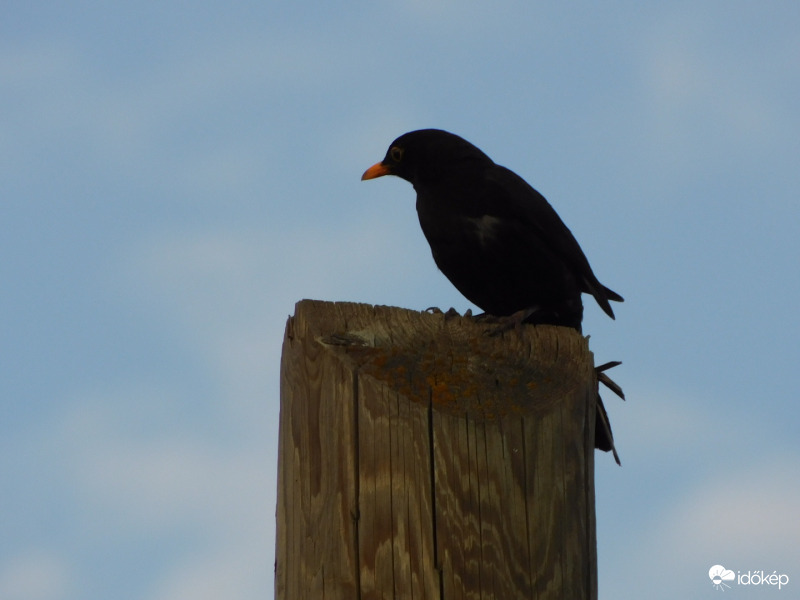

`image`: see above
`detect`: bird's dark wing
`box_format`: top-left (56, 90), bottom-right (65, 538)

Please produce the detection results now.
top-left (481, 165), bottom-right (623, 317)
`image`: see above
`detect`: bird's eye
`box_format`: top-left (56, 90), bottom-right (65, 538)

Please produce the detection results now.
top-left (390, 146), bottom-right (404, 162)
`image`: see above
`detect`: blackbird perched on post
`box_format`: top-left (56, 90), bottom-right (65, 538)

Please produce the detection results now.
top-left (362, 128), bottom-right (624, 463)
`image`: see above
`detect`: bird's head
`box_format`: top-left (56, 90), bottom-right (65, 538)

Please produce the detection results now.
top-left (361, 129), bottom-right (492, 187)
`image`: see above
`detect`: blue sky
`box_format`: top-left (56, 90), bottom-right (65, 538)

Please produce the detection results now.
top-left (2, 2), bottom-right (799, 599)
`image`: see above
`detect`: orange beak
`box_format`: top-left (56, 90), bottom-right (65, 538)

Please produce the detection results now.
top-left (361, 162), bottom-right (392, 180)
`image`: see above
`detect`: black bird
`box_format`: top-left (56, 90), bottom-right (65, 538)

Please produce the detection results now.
top-left (362, 128), bottom-right (624, 462)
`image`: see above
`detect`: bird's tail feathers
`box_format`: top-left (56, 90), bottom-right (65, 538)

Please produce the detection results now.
top-left (584, 279), bottom-right (624, 319)
top-left (603, 285), bottom-right (624, 303)
top-left (595, 395), bottom-right (620, 465)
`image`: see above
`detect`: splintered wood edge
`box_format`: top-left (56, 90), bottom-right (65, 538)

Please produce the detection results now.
top-left (288, 299), bottom-right (595, 419)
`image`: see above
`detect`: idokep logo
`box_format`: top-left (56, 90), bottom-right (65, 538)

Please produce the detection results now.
top-left (709, 565), bottom-right (735, 590)
top-left (709, 564), bottom-right (790, 591)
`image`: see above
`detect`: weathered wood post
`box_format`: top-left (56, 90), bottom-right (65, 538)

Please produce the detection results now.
top-left (276, 299), bottom-right (598, 600)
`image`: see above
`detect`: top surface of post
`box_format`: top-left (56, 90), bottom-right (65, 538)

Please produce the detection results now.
top-left (288, 299), bottom-right (594, 420)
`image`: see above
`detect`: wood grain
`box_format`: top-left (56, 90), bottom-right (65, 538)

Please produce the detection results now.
top-left (276, 300), bottom-right (598, 599)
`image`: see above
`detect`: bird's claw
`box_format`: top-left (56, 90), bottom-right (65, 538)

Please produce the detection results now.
top-left (425, 306), bottom-right (462, 320)
top-left (595, 360), bottom-right (623, 465)
top-left (595, 361), bottom-right (625, 400)
top-left (480, 307), bottom-right (540, 337)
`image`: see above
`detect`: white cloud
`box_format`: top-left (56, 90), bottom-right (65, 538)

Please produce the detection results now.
top-left (634, 9), bottom-right (798, 179)
top-left (0, 550), bottom-right (72, 600)
top-left (23, 382), bottom-right (275, 600)
top-left (150, 547), bottom-right (270, 600)
top-left (657, 457), bottom-right (800, 559)
top-left (0, 29), bottom-right (372, 189)
top-left (122, 216), bottom-right (436, 334)
top-left (601, 452), bottom-right (800, 599)
top-left (599, 381), bottom-right (719, 461)
top-left (69, 425), bottom-right (270, 534)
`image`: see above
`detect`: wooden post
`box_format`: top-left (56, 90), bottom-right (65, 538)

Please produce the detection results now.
top-left (276, 300), bottom-right (598, 600)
